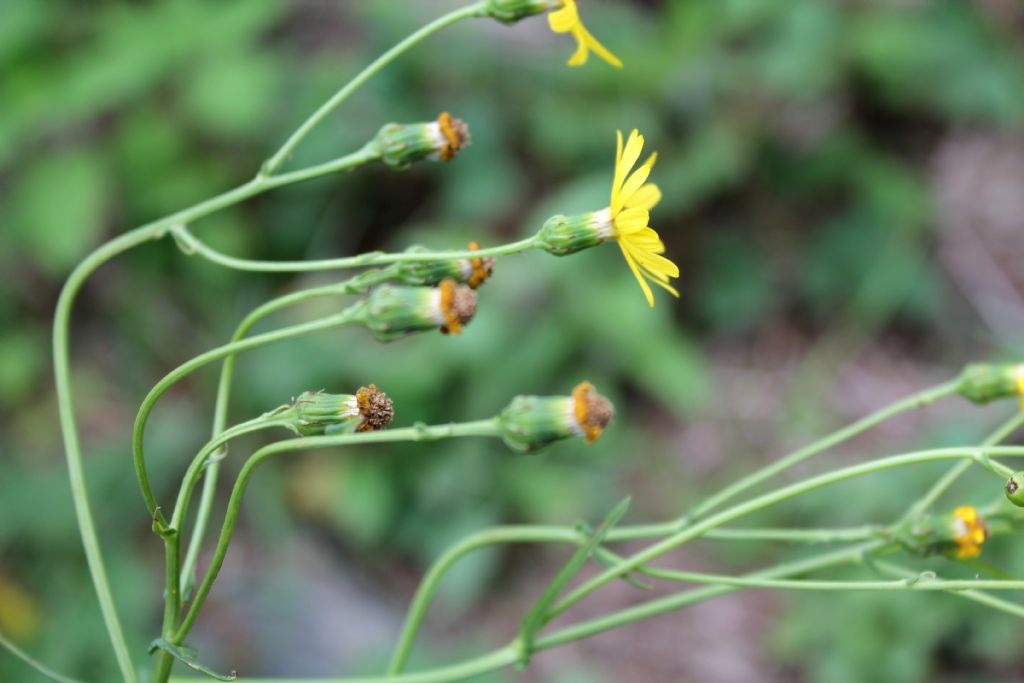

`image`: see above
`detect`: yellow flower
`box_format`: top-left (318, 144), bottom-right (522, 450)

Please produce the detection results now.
top-left (547, 0), bottom-right (622, 68)
top-left (951, 505), bottom-right (988, 559)
top-left (607, 129), bottom-right (679, 307)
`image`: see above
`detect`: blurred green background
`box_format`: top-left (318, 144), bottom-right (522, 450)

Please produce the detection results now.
top-left (3, 0), bottom-right (1024, 681)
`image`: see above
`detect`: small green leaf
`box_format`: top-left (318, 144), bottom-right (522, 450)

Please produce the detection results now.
top-left (517, 497), bottom-right (631, 668)
top-left (148, 639), bottom-right (237, 681)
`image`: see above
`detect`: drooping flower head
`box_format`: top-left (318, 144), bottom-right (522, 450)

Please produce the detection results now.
top-left (547, 0), bottom-right (622, 68)
top-left (482, 0), bottom-right (622, 69)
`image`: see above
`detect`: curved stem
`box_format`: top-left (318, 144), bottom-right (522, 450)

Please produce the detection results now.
top-left (685, 380), bottom-right (961, 523)
top-left (191, 543), bottom-right (884, 683)
top-left (173, 419), bottom-right (501, 643)
top-left (385, 518), bottom-right (884, 674)
top-left (173, 224), bottom-right (541, 273)
top-left (54, 230), bottom-right (165, 683)
top-left (52, 143), bottom-right (379, 681)
top-left (179, 270), bottom-right (400, 595)
top-left (261, 3), bottom-right (486, 176)
top-left (132, 304), bottom-right (367, 520)
top-left (549, 446), bottom-right (1023, 620)
top-left (902, 410), bottom-right (1024, 522)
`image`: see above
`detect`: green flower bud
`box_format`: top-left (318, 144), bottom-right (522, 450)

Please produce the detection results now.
top-left (284, 386), bottom-right (394, 436)
top-left (956, 362), bottom-right (1024, 404)
top-left (482, 0), bottom-right (562, 23)
top-left (498, 381), bottom-right (614, 453)
top-left (364, 279), bottom-right (477, 341)
top-left (1006, 472), bottom-right (1024, 507)
top-left (395, 242), bottom-right (495, 289)
top-left (537, 210), bottom-right (613, 256)
top-left (374, 112), bottom-right (471, 170)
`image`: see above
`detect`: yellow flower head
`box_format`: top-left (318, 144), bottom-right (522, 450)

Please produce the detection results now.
top-left (951, 505), bottom-right (988, 559)
top-left (547, 0), bottom-right (622, 68)
top-left (606, 129), bottom-right (679, 306)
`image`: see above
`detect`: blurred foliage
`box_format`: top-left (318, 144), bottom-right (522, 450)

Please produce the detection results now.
top-left (2, 0), bottom-right (1024, 681)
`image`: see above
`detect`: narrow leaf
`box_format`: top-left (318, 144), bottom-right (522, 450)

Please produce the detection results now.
top-left (517, 496), bottom-right (631, 667)
top-left (149, 639), bottom-right (237, 681)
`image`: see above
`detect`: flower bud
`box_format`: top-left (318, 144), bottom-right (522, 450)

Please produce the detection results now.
top-left (537, 210), bottom-right (613, 256)
top-left (1006, 472), bottom-right (1024, 507)
top-left (285, 386), bottom-right (394, 436)
top-left (956, 362), bottom-right (1024, 405)
top-left (498, 381), bottom-right (614, 453)
top-left (395, 242), bottom-right (495, 289)
top-left (364, 279), bottom-right (477, 341)
top-left (374, 112), bottom-right (471, 169)
top-left (482, 0), bottom-right (562, 23)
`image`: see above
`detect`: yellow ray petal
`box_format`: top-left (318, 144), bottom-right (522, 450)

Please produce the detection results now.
top-left (579, 24), bottom-right (622, 68)
top-left (613, 207), bottom-right (649, 234)
top-left (567, 27), bottom-right (590, 66)
top-left (614, 156), bottom-right (655, 213)
top-left (612, 129), bottom-right (644, 199)
top-left (627, 229), bottom-right (666, 253)
top-left (548, 0), bottom-right (578, 33)
top-left (625, 242), bottom-right (680, 279)
top-left (624, 183), bottom-right (662, 211)
top-left (618, 241), bottom-right (655, 307)
top-left (627, 250), bottom-right (681, 297)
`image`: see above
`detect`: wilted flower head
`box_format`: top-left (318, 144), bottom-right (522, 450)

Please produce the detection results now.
top-left (364, 279), bottom-right (477, 341)
top-left (375, 112), bottom-right (471, 169)
top-left (396, 242), bottom-right (495, 289)
top-left (285, 386), bottom-right (394, 436)
top-left (498, 381), bottom-right (614, 453)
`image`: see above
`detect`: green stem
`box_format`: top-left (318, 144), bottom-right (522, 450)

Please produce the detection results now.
top-left (0, 629), bottom-right (87, 683)
top-left (872, 560), bottom-right (1024, 618)
top-left (179, 270), bottom-right (400, 596)
top-left (274, 543), bottom-right (880, 683)
top-left (385, 519), bottom-right (883, 674)
top-left (170, 645), bottom-right (518, 683)
top-left (536, 542), bottom-right (885, 650)
top-left (685, 380), bottom-right (961, 522)
top-left (173, 224), bottom-right (541, 273)
top-left (173, 419), bottom-right (502, 644)
top-left (261, 3), bottom-right (486, 176)
top-left (902, 411), bottom-right (1024, 522)
top-left (52, 144), bottom-right (377, 682)
top-left (132, 303), bottom-right (368, 521)
top-left (549, 446), bottom-right (1022, 620)
top-left (697, 526), bottom-right (881, 543)
top-left (620, 565), bottom-right (1024, 591)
